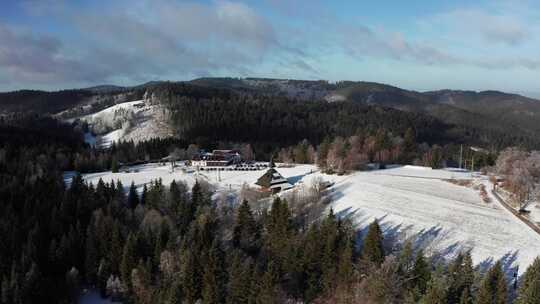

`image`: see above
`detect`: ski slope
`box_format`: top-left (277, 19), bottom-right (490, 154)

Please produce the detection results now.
top-left (76, 164), bottom-right (540, 271)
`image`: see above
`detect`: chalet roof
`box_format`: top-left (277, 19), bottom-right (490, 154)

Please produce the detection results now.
top-left (255, 168), bottom-right (292, 190)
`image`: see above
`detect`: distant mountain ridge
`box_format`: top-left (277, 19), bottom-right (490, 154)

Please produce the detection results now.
top-left (2, 77), bottom-right (540, 148)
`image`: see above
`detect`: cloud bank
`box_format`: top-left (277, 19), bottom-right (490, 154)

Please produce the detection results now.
top-left (1, 0), bottom-right (539, 91)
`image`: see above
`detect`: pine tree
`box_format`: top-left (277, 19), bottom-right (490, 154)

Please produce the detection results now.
top-left (265, 197), bottom-right (294, 271)
top-left (97, 258), bottom-right (110, 298)
top-left (232, 200), bottom-right (260, 255)
top-left (402, 127), bottom-right (417, 162)
top-left (517, 277), bottom-right (540, 304)
top-left (421, 271), bottom-right (447, 304)
top-left (302, 224), bottom-right (323, 302)
top-left (202, 240), bottom-right (226, 304)
top-left (320, 210), bottom-right (339, 293)
top-left (166, 279), bottom-right (184, 304)
top-left (337, 236), bottom-right (354, 287)
top-left (84, 224), bottom-right (98, 283)
top-left (412, 249), bottom-right (431, 295)
top-left (169, 180), bottom-right (181, 213)
top-left (22, 262), bottom-right (41, 303)
top-left (132, 259), bottom-right (153, 304)
top-left (1, 276), bottom-right (9, 304)
top-left (141, 184), bottom-right (148, 205)
top-left (65, 267), bottom-right (80, 303)
top-left (120, 233), bottom-right (137, 290)
top-left (475, 261), bottom-right (507, 304)
top-left (176, 182), bottom-right (201, 234)
top-left (226, 252), bottom-right (252, 304)
top-left (447, 252), bottom-right (474, 304)
top-left (192, 180), bottom-right (203, 207)
top-left (516, 257), bottom-right (540, 304)
top-left (109, 221), bottom-right (123, 274)
top-left (115, 180), bottom-right (125, 201)
top-left (181, 248), bottom-right (201, 303)
top-left (361, 220), bottom-right (384, 265)
top-left (127, 182), bottom-right (139, 209)
top-left (399, 241), bottom-right (415, 276)
top-left (317, 137), bottom-right (331, 169)
top-left (255, 262), bottom-right (280, 304)
top-left (111, 157), bottom-right (119, 173)
top-left (459, 288), bottom-right (472, 304)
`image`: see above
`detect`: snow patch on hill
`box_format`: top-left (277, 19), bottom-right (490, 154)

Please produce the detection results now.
top-left (77, 99), bottom-right (173, 148)
top-left (324, 93), bottom-right (346, 102)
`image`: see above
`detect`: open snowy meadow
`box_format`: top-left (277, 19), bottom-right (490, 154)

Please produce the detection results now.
top-left (74, 164), bottom-right (540, 273)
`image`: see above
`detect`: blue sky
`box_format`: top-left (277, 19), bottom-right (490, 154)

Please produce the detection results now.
top-left (1, 0), bottom-right (540, 96)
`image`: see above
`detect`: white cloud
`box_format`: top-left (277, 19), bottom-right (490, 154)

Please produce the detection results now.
top-left (434, 8), bottom-right (530, 46)
top-left (0, 0), bottom-right (316, 89)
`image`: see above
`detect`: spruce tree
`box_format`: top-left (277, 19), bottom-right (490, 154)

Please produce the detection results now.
top-left (166, 279), bottom-right (184, 304)
top-left (255, 262), bottom-right (280, 304)
top-left (320, 210), bottom-right (339, 293)
top-left (421, 272), bottom-right (448, 304)
top-left (361, 220), bottom-right (384, 266)
top-left (192, 180), bottom-right (203, 208)
top-left (302, 224), bottom-right (323, 302)
top-left (181, 248), bottom-right (201, 303)
top-left (109, 221), bottom-right (123, 274)
top-left (517, 277), bottom-right (540, 304)
top-left (111, 157), bottom-right (119, 173)
top-left (448, 253), bottom-right (464, 303)
top-left (447, 251), bottom-right (474, 304)
top-left (127, 182), bottom-right (139, 209)
top-left (265, 197), bottom-right (294, 272)
top-left (337, 236), bottom-right (354, 287)
top-left (84, 224), bottom-right (98, 283)
top-left (412, 249), bottom-right (431, 295)
top-left (475, 261), bottom-right (507, 304)
top-left (459, 288), bottom-right (472, 304)
top-left (402, 127), bottom-right (417, 162)
top-left (141, 184), bottom-right (148, 205)
top-left (97, 258), bottom-right (110, 298)
top-left (120, 233), bottom-right (137, 290)
top-left (201, 240), bottom-right (226, 304)
top-left (226, 252), bottom-right (252, 304)
top-left (516, 257), bottom-right (540, 304)
top-left (169, 180), bottom-right (180, 211)
top-left (1, 276), bottom-right (9, 304)
top-left (317, 137), bottom-right (331, 169)
top-left (232, 200), bottom-right (260, 255)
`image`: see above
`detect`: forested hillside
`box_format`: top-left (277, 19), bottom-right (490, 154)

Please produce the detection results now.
top-left (2, 117), bottom-right (540, 303)
top-left (144, 82), bottom-right (540, 150)
top-left (2, 78), bottom-right (540, 150)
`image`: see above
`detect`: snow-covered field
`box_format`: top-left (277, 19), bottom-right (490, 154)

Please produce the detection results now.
top-left (80, 163), bottom-right (316, 192)
top-left (76, 100), bottom-right (173, 148)
top-left (75, 164), bottom-right (540, 271)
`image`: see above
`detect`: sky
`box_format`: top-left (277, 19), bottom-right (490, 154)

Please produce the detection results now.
top-left (1, 0), bottom-right (540, 96)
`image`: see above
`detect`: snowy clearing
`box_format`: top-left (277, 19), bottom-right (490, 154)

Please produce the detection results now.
top-left (76, 100), bottom-right (173, 148)
top-left (75, 164), bottom-right (540, 271)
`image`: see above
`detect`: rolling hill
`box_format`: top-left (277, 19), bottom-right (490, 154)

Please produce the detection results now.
top-left (2, 77), bottom-right (540, 149)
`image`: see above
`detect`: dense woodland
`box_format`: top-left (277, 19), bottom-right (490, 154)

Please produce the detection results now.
top-left (148, 83), bottom-right (540, 150)
top-left (0, 86), bottom-right (539, 303)
top-left (1, 128), bottom-right (540, 303)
